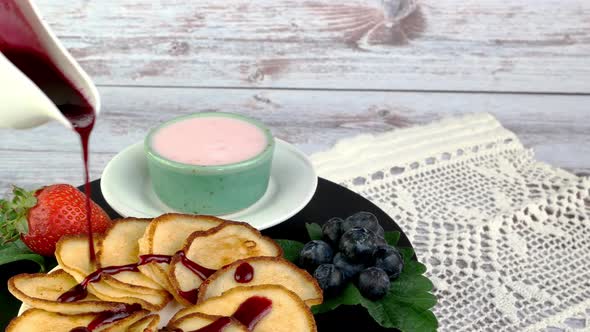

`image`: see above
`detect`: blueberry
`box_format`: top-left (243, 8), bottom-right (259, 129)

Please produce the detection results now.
top-left (314, 264), bottom-right (345, 297)
top-left (342, 212), bottom-right (384, 238)
top-left (357, 267), bottom-right (390, 300)
top-left (374, 245), bottom-right (404, 279)
top-left (333, 252), bottom-right (365, 280)
top-left (322, 217), bottom-right (343, 245)
top-left (299, 240), bottom-right (333, 272)
top-left (339, 227), bottom-right (379, 263)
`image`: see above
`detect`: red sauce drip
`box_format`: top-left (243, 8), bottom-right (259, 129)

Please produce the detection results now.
top-left (0, 1), bottom-right (97, 262)
top-left (139, 253), bottom-right (174, 265)
top-left (69, 328), bottom-right (89, 332)
top-left (173, 297), bottom-right (273, 332)
top-left (178, 288), bottom-right (200, 305)
top-left (57, 283), bottom-right (87, 303)
top-left (68, 106), bottom-right (96, 263)
top-left (173, 250), bottom-right (217, 304)
top-left (234, 262), bottom-right (254, 283)
top-left (176, 250), bottom-right (216, 280)
top-left (232, 296), bottom-right (272, 330)
top-left (98, 263), bottom-right (140, 276)
top-left (87, 304), bottom-right (142, 331)
top-left (189, 317), bottom-right (232, 332)
top-left (68, 303), bottom-right (142, 332)
top-left (58, 263), bottom-right (143, 303)
top-left (57, 249), bottom-right (219, 303)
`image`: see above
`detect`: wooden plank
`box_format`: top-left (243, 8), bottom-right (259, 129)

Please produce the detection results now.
top-left (30, 0), bottom-right (590, 93)
top-left (0, 87), bottom-right (588, 195)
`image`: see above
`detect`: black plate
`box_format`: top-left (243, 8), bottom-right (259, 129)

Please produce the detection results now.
top-left (0, 177), bottom-right (413, 331)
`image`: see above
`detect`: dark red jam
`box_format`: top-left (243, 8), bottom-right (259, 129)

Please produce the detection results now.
top-left (234, 262), bottom-right (254, 283)
top-left (0, 1), bottom-right (97, 262)
top-left (177, 250), bottom-right (216, 280)
top-left (58, 250), bottom-right (217, 302)
top-left (232, 296), bottom-right (272, 330)
top-left (178, 288), bottom-right (200, 305)
top-left (173, 297), bottom-right (273, 332)
top-left (139, 253), bottom-right (174, 265)
top-left (57, 284), bottom-right (87, 303)
top-left (58, 263), bottom-right (139, 303)
top-left (69, 303), bottom-right (142, 332)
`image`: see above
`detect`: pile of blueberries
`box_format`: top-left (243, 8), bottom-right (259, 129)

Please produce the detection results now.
top-left (298, 212), bottom-right (404, 300)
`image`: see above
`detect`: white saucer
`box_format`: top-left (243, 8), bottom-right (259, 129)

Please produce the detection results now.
top-left (100, 139), bottom-right (317, 230)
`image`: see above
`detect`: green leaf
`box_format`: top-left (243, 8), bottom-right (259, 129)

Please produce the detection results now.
top-left (23, 196), bottom-right (37, 208)
top-left (273, 223), bottom-right (438, 332)
top-left (311, 274), bottom-right (438, 332)
top-left (275, 239), bottom-right (305, 263)
top-left (384, 231), bottom-right (401, 246)
top-left (392, 274), bottom-right (434, 295)
top-left (305, 223), bottom-right (322, 241)
top-left (0, 186), bottom-right (36, 244)
top-left (311, 283), bottom-right (362, 314)
top-left (0, 240), bottom-right (45, 272)
top-left (403, 259), bottom-right (427, 276)
top-left (399, 247), bottom-right (416, 261)
top-left (14, 217), bottom-right (28, 234)
top-left (309, 244), bottom-right (438, 332)
top-left (360, 294), bottom-right (438, 332)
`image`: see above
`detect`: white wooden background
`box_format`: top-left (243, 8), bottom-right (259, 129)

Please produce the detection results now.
top-left (1, 0), bottom-right (589, 196)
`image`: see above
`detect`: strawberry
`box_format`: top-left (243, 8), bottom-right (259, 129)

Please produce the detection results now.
top-left (0, 184), bottom-right (112, 256)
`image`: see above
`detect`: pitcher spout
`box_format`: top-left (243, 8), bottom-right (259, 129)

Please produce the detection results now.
top-left (0, 0), bottom-right (100, 130)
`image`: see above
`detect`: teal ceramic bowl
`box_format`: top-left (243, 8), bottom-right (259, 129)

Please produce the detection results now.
top-left (144, 112), bottom-right (275, 215)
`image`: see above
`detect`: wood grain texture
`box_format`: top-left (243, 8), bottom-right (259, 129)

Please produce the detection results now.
top-left (32, 0), bottom-right (590, 93)
top-left (0, 87), bottom-right (588, 195)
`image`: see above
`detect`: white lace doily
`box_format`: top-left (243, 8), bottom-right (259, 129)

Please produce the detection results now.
top-left (311, 113), bottom-right (590, 332)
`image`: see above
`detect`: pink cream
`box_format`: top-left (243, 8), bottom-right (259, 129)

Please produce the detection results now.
top-left (152, 116), bottom-right (268, 166)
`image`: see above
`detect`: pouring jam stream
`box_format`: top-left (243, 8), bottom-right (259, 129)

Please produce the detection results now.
top-left (0, 0), bottom-right (97, 261)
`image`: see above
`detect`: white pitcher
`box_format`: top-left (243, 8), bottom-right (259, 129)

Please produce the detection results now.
top-left (0, 0), bottom-right (100, 129)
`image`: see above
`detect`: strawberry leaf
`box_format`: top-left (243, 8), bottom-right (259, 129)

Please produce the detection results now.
top-left (14, 219), bottom-right (28, 234)
top-left (0, 239), bottom-right (45, 272)
top-left (0, 186), bottom-right (36, 244)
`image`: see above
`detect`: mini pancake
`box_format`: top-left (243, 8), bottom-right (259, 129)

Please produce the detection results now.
top-left (198, 257), bottom-right (323, 306)
top-left (128, 314), bottom-right (160, 332)
top-left (6, 308), bottom-right (150, 332)
top-left (86, 282), bottom-right (171, 312)
top-left (6, 309), bottom-right (95, 332)
top-left (170, 285), bottom-right (317, 332)
top-left (55, 234), bottom-right (101, 280)
top-left (55, 235), bottom-right (172, 311)
top-left (8, 269), bottom-right (123, 314)
top-left (168, 313), bottom-right (247, 332)
top-left (137, 214), bottom-right (225, 291)
top-left (169, 222), bottom-right (282, 306)
top-left (97, 218), bottom-right (162, 290)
